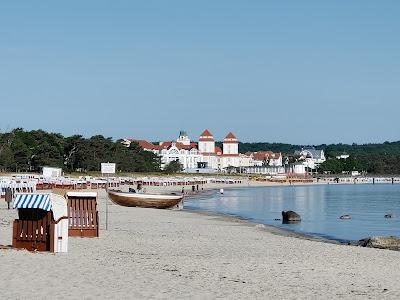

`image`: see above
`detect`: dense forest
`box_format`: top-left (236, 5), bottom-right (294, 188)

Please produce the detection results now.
top-left (1, 129), bottom-right (400, 174)
top-left (0, 129), bottom-right (160, 173)
top-left (318, 142), bottom-right (400, 175)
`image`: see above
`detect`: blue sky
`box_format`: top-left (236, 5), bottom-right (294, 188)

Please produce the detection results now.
top-left (1, 1), bottom-right (399, 144)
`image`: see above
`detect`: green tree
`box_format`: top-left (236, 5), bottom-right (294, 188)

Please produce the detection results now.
top-left (10, 137), bottom-right (31, 172)
top-left (163, 160), bottom-right (183, 174)
top-left (0, 146), bottom-right (14, 171)
top-left (318, 158), bottom-right (345, 174)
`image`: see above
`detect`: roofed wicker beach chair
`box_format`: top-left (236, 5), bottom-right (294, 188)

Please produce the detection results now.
top-left (12, 193), bottom-right (69, 253)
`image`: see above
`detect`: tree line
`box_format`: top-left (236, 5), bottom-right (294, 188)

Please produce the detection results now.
top-left (317, 154), bottom-right (400, 175)
top-left (239, 141), bottom-right (400, 175)
top-left (0, 129), bottom-right (160, 173)
top-left (1, 129), bottom-right (399, 175)
top-left (238, 141), bottom-right (400, 156)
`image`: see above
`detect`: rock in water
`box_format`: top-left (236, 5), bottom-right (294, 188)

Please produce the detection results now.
top-left (384, 214), bottom-right (393, 219)
top-left (358, 236), bottom-right (400, 251)
top-left (282, 211), bottom-right (301, 223)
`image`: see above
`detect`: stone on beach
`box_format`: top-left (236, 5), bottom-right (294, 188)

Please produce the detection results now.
top-left (282, 210), bottom-right (301, 223)
top-left (358, 236), bottom-right (400, 251)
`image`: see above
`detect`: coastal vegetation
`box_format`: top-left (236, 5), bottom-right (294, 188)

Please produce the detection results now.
top-left (238, 141), bottom-right (400, 157)
top-left (239, 142), bottom-right (400, 174)
top-left (0, 129), bottom-right (160, 173)
top-left (1, 128), bottom-right (400, 174)
top-left (163, 160), bottom-right (183, 174)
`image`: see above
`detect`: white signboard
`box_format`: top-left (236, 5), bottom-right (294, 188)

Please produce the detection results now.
top-left (101, 163), bottom-right (116, 174)
top-left (43, 167), bottom-right (62, 178)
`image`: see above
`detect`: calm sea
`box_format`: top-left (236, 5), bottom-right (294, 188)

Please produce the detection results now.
top-left (184, 184), bottom-right (400, 242)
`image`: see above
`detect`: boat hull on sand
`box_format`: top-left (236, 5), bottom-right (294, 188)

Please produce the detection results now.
top-left (107, 190), bottom-right (183, 209)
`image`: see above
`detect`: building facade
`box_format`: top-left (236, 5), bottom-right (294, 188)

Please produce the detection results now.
top-left (244, 151), bottom-right (283, 167)
top-left (125, 130), bottom-right (243, 172)
top-left (294, 147), bottom-right (326, 170)
top-left (124, 130), bottom-right (308, 176)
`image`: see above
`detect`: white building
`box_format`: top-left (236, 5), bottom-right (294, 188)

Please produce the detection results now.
top-left (131, 138), bottom-right (202, 170)
top-left (239, 154), bottom-right (253, 168)
top-left (286, 163), bottom-right (307, 175)
top-left (243, 163), bottom-right (306, 176)
top-left (336, 154), bottom-right (350, 160)
top-left (220, 132), bottom-right (240, 169)
top-left (196, 130), bottom-right (241, 171)
top-left (124, 130), bottom-right (309, 176)
top-left (159, 142), bottom-right (202, 170)
top-left (176, 130), bottom-right (191, 146)
top-left (294, 147), bottom-right (326, 170)
top-left (243, 165), bottom-right (285, 175)
top-left (197, 129), bottom-right (219, 170)
top-left (127, 130), bottom-right (243, 172)
top-left (245, 151), bottom-right (283, 167)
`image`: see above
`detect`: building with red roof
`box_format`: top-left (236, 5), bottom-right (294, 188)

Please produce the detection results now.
top-left (124, 130), bottom-right (252, 171)
top-left (198, 129), bottom-right (215, 154)
top-left (199, 129), bottom-right (214, 141)
top-left (245, 151), bottom-right (283, 167)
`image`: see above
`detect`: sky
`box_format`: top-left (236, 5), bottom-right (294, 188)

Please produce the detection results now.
top-left (0, 1), bottom-right (399, 144)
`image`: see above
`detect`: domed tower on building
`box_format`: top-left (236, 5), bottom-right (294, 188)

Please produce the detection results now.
top-left (223, 132), bottom-right (239, 156)
top-left (198, 129), bottom-right (215, 154)
top-left (177, 130), bottom-right (191, 146)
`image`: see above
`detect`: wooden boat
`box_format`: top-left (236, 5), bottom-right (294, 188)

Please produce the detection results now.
top-left (107, 190), bottom-right (183, 209)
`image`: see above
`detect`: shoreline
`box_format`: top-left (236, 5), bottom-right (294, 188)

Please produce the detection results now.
top-left (183, 187), bottom-right (353, 245)
top-left (110, 181), bottom-right (398, 246)
top-left (140, 179), bottom-right (400, 196)
top-left (180, 183), bottom-right (399, 245)
top-left (183, 207), bottom-right (345, 245)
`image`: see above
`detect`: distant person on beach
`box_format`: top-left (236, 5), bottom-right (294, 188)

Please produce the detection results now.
top-left (5, 187), bottom-right (12, 210)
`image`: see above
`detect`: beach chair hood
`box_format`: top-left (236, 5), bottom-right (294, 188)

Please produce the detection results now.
top-left (14, 193), bottom-right (68, 221)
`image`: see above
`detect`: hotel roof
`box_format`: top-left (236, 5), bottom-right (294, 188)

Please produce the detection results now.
top-left (200, 129), bottom-right (213, 137)
top-left (246, 151), bottom-right (282, 161)
top-left (199, 129), bottom-right (214, 141)
top-left (132, 140), bottom-right (158, 150)
top-left (223, 132), bottom-right (238, 144)
top-left (224, 132), bottom-right (237, 139)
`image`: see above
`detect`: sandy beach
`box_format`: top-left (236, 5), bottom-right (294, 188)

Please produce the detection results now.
top-left (1, 187), bottom-right (400, 299)
top-left (136, 178), bottom-right (326, 195)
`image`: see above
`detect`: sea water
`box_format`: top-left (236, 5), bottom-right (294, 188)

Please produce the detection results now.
top-left (184, 184), bottom-right (400, 242)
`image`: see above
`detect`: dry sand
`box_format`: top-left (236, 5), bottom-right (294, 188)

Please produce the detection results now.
top-left (1, 187), bottom-right (400, 299)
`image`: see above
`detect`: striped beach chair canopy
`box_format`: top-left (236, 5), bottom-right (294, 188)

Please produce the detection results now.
top-left (13, 194), bottom-right (52, 211)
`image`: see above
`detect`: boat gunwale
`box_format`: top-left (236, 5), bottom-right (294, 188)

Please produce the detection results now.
top-left (108, 190), bottom-right (183, 201)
